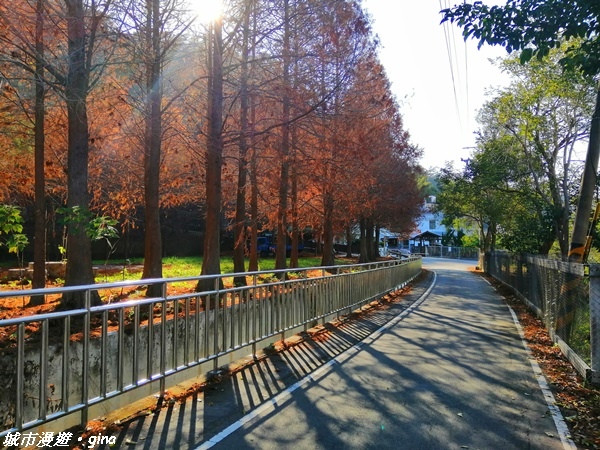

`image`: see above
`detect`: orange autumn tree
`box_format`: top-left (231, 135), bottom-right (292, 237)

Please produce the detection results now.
top-left (336, 56), bottom-right (423, 263)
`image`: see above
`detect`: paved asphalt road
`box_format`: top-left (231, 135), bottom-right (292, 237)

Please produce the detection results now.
top-left (103, 258), bottom-right (575, 450)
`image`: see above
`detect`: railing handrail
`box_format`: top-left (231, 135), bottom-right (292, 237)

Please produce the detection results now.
top-left (0, 256), bottom-right (422, 437)
top-left (0, 257), bottom-right (418, 301)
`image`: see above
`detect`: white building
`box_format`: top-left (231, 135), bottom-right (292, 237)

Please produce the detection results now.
top-left (415, 196), bottom-right (446, 236)
top-left (407, 196), bottom-right (445, 248)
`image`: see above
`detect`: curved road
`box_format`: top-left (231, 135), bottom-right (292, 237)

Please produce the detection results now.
top-left (103, 258), bottom-right (576, 450)
top-left (199, 258), bottom-right (573, 450)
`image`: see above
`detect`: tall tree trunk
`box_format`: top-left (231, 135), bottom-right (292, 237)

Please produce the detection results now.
top-left (365, 220), bottom-right (374, 262)
top-left (321, 190), bottom-right (335, 266)
top-left (197, 19), bottom-right (224, 292)
top-left (233, 1), bottom-right (252, 286)
top-left (275, 0), bottom-right (291, 273)
top-left (345, 225), bottom-right (352, 258)
top-left (290, 160), bottom-right (300, 268)
top-left (374, 225), bottom-right (381, 258)
top-left (62, 0), bottom-right (98, 308)
top-left (30, 0), bottom-right (46, 306)
top-left (247, 6), bottom-right (259, 274)
top-left (319, 23), bottom-right (339, 268)
top-left (142, 0), bottom-right (163, 297)
top-left (358, 218), bottom-right (368, 263)
top-left (569, 87), bottom-right (600, 262)
top-left (289, 24), bottom-right (300, 270)
top-left (248, 145), bottom-right (259, 272)
top-left (289, 11), bottom-right (300, 270)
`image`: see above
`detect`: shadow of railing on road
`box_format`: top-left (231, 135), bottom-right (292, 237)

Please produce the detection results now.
top-left (99, 278), bottom-right (430, 449)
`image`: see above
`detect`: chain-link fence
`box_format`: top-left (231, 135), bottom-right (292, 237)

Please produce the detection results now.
top-left (411, 245), bottom-right (479, 260)
top-left (486, 252), bottom-right (598, 383)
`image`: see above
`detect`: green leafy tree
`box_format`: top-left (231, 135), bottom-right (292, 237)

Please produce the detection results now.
top-left (441, 131), bottom-right (560, 255)
top-left (441, 0), bottom-right (600, 261)
top-left (0, 205), bottom-right (29, 269)
top-left (436, 158), bottom-right (508, 266)
top-left (57, 206), bottom-right (119, 265)
top-left (441, 1), bottom-right (600, 75)
top-left (477, 50), bottom-right (594, 257)
top-left (498, 200), bottom-right (556, 254)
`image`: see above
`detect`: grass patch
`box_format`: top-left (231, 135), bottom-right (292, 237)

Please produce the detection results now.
top-left (93, 255), bottom-right (349, 284)
top-left (569, 308), bottom-right (591, 365)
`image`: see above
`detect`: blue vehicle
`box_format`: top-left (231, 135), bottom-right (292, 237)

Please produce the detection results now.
top-left (257, 236), bottom-right (274, 257)
top-left (256, 235), bottom-right (304, 257)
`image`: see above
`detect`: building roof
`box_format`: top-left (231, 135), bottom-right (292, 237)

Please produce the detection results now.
top-left (410, 231), bottom-right (442, 241)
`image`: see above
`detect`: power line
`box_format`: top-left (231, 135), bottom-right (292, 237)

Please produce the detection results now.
top-left (439, 0), bottom-right (462, 132)
top-left (464, 37), bottom-right (470, 132)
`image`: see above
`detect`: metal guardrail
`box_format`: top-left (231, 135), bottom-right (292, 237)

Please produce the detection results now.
top-left (415, 245), bottom-right (479, 260)
top-left (486, 252), bottom-right (598, 384)
top-left (0, 257), bottom-right (421, 436)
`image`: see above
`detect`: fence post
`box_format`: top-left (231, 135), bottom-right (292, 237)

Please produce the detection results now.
top-left (590, 265), bottom-right (600, 384)
top-left (159, 281), bottom-right (167, 396)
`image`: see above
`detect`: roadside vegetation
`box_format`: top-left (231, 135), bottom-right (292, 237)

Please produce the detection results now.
top-left (0, 254), bottom-right (363, 319)
top-left (89, 255), bottom-right (347, 284)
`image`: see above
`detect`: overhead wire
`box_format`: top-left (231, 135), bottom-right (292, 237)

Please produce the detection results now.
top-left (439, 0), bottom-right (463, 132)
top-left (461, 0), bottom-right (470, 133)
top-left (464, 6), bottom-right (470, 133)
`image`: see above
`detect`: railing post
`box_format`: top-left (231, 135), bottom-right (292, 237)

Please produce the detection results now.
top-left (39, 319), bottom-right (48, 421)
top-left (336, 267), bottom-right (341, 320)
top-left (589, 265), bottom-right (600, 384)
top-left (252, 274), bottom-right (257, 357)
top-left (62, 315), bottom-right (71, 412)
top-left (159, 282), bottom-right (167, 397)
top-left (81, 289), bottom-right (91, 427)
top-left (15, 323), bottom-right (24, 429)
top-left (214, 277), bottom-right (220, 371)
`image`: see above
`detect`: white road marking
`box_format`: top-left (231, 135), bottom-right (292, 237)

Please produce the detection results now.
top-left (506, 305), bottom-right (577, 450)
top-left (195, 273), bottom-right (437, 449)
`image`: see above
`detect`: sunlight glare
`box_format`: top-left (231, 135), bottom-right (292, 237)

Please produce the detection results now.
top-left (187, 0), bottom-right (223, 24)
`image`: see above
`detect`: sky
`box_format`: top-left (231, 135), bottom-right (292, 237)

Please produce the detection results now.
top-left (362, 0), bottom-right (511, 170)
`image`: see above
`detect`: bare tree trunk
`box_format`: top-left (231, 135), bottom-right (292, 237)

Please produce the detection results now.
top-left (358, 218), bottom-right (368, 263)
top-left (233, 1), bottom-right (252, 286)
top-left (248, 145), bottom-right (259, 272)
top-left (373, 225), bottom-right (381, 258)
top-left (289, 10), bottom-right (300, 270)
top-left (142, 0), bottom-right (163, 297)
top-left (275, 0), bottom-right (291, 273)
top-left (321, 191), bottom-right (335, 266)
top-left (198, 19), bottom-right (224, 292)
top-left (365, 220), bottom-right (375, 262)
top-left (247, 6), bottom-right (259, 274)
top-left (290, 161), bottom-right (300, 268)
top-left (345, 225), bottom-right (352, 258)
top-left (30, 0), bottom-right (46, 306)
top-left (569, 87), bottom-right (600, 262)
top-left (62, 0), bottom-right (98, 308)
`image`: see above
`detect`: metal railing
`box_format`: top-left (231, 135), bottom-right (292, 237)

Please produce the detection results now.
top-left (0, 257), bottom-right (421, 436)
top-left (412, 245), bottom-right (479, 259)
top-left (486, 252), bottom-right (599, 383)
